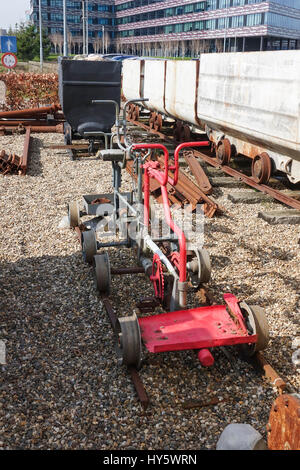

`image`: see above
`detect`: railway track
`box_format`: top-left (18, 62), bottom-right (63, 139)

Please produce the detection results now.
top-left (72, 223), bottom-right (290, 411)
top-left (126, 114), bottom-right (300, 214)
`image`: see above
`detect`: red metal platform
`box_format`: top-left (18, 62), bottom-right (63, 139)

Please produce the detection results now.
top-left (139, 294), bottom-right (256, 353)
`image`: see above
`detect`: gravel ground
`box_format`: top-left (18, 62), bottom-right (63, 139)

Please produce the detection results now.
top-left (0, 132), bottom-right (299, 450)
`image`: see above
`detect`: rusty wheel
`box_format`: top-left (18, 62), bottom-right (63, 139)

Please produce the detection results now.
top-left (126, 103), bottom-right (134, 120)
top-left (216, 138), bottom-right (231, 165)
top-left (154, 113), bottom-right (163, 132)
top-left (173, 121), bottom-right (184, 142)
top-left (252, 152), bottom-right (272, 184)
top-left (183, 124), bottom-right (191, 142)
top-left (132, 105), bottom-right (139, 121)
top-left (149, 112), bottom-right (156, 130)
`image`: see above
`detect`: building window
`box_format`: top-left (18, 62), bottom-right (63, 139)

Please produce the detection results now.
top-left (207, 0), bottom-right (218, 10)
top-left (266, 12), bottom-right (300, 30)
top-left (164, 25), bottom-right (173, 34)
top-left (184, 22), bottom-right (193, 32)
top-left (246, 13), bottom-right (262, 26)
top-left (232, 0), bottom-right (245, 6)
top-left (165, 8), bottom-right (174, 17)
top-left (194, 20), bottom-right (205, 30)
top-left (219, 0), bottom-right (230, 8)
top-left (174, 23), bottom-right (183, 33)
top-left (231, 15), bottom-right (245, 27)
top-left (206, 19), bottom-right (216, 29)
top-left (51, 13), bottom-right (63, 22)
top-left (184, 4), bottom-right (194, 14)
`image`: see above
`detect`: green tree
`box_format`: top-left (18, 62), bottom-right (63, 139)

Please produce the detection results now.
top-left (15, 23), bottom-right (51, 61)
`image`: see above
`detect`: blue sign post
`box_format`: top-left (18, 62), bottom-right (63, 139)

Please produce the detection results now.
top-left (0, 36), bottom-right (17, 54)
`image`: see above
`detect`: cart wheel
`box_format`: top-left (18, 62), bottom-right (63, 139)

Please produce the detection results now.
top-left (238, 302), bottom-right (270, 358)
top-left (116, 313), bottom-right (142, 369)
top-left (68, 201), bottom-right (80, 227)
top-left (64, 122), bottom-right (72, 146)
top-left (216, 138), bottom-right (231, 165)
top-left (251, 153), bottom-right (272, 184)
top-left (82, 230), bottom-right (97, 264)
top-left (94, 252), bottom-right (111, 294)
top-left (198, 249), bottom-right (211, 284)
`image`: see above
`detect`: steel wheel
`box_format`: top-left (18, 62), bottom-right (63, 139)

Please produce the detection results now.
top-left (94, 252), bottom-right (111, 294)
top-left (82, 230), bottom-right (97, 264)
top-left (116, 313), bottom-right (142, 369)
top-left (216, 138), bottom-right (231, 165)
top-left (252, 152), bottom-right (272, 184)
top-left (198, 248), bottom-right (211, 284)
top-left (68, 201), bottom-right (80, 227)
top-left (238, 302), bottom-right (270, 358)
top-left (64, 122), bottom-right (72, 146)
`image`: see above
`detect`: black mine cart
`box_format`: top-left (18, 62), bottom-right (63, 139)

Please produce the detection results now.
top-left (58, 57), bottom-right (122, 158)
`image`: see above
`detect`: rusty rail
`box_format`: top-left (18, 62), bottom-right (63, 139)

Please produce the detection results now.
top-left (192, 149), bottom-right (300, 211)
top-left (0, 124), bottom-right (63, 135)
top-left (20, 127), bottom-right (31, 175)
top-left (255, 352), bottom-right (287, 393)
top-left (100, 294), bottom-right (150, 410)
top-left (127, 116), bottom-right (300, 211)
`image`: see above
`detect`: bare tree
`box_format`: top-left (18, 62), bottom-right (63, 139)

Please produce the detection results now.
top-left (92, 36), bottom-right (102, 54)
top-left (215, 39), bottom-right (223, 53)
top-left (49, 33), bottom-right (60, 54)
top-left (104, 31), bottom-right (111, 54)
top-left (67, 32), bottom-right (74, 55)
top-left (181, 40), bottom-right (186, 58)
top-left (56, 34), bottom-right (64, 55)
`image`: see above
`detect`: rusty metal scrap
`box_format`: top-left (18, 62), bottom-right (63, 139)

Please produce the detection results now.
top-left (0, 150), bottom-right (23, 175)
top-left (157, 155), bottom-right (219, 216)
top-left (0, 127), bottom-right (31, 175)
top-left (182, 397), bottom-right (222, 409)
top-left (0, 73), bottom-right (59, 111)
top-left (0, 103), bottom-right (61, 119)
top-left (183, 149), bottom-right (213, 195)
top-left (126, 156), bottom-right (219, 217)
top-left (267, 394), bottom-right (300, 450)
top-left (255, 352), bottom-right (287, 393)
top-left (0, 101), bottom-right (64, 136)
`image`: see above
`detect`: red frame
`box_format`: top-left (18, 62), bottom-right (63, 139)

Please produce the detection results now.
top-left (130, 142), bottom-right (257, 362)
top-left (132, 141), bottom-right (209, 282)
top-left (139, 293), bottom-right (257, 353)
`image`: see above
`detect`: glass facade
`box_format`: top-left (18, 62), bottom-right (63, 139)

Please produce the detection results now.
top-left (30, 0), bottom-right (114, 52)
top-left (30, 0), bottom-right (300, 54)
